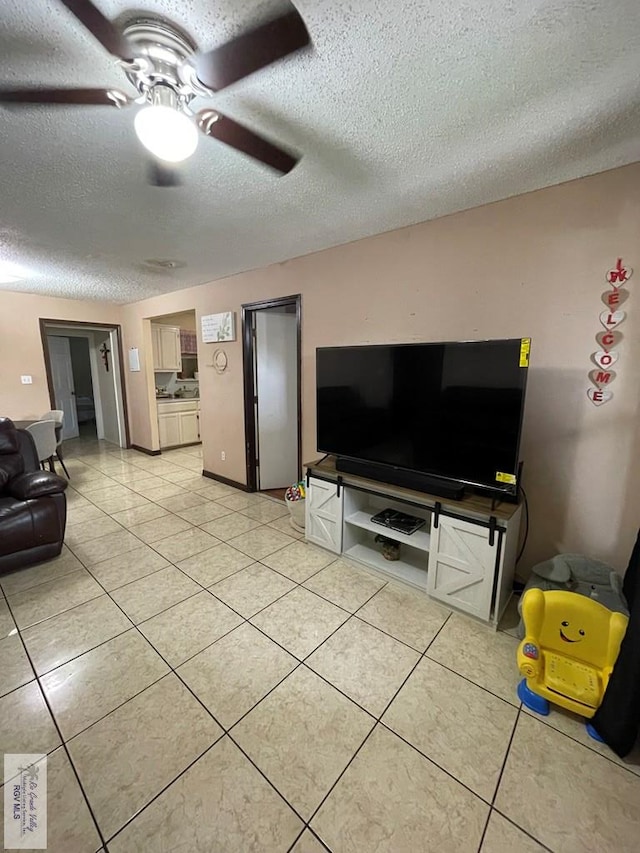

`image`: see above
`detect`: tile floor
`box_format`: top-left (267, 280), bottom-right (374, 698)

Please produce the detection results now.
top-left (1, 437), bottom-right (639, 852)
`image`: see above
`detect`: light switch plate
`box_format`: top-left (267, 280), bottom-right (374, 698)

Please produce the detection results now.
top-left (20, 375), bottom-right (33, 384)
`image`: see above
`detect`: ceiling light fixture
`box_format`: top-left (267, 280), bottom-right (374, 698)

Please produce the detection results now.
top-left (134, 84), bottom-right (198, 163)
top-left (0, 8), bottom-right (307, 182)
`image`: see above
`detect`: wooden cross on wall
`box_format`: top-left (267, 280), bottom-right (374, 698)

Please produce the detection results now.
top-left (99, 342), bottom-right (110, 372)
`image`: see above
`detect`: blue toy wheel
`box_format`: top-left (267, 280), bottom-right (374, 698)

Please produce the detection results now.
top-left (517, 678), bottom-right (550, 716)
top-left (586, 722), bottom-right (606, 743)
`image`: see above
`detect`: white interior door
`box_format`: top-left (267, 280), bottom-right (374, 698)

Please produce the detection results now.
top-left (48, 336), bottom-right (79, 438)
top-left (92, 332), bottom-right (122, 445)
top-left (255, 306), bottom-right (299, 490)
top-left (109, 329), bottom-right (127, 447)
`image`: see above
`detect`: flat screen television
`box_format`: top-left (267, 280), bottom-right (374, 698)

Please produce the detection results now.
top-left (316, 338), bottom-right (529, 499)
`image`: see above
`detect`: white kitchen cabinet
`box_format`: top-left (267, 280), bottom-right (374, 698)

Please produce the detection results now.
top-left (179, 410), bottom-right (200, 444)
top-left (152, 324), bottom-right (182, 371)
top-left (158, 412), bottom-right (181, 448)
top-left (157, 400), bottom-right (201, 448)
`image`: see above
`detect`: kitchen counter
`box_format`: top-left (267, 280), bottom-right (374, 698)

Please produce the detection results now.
top-left (157, 398), bottom-right (200, 409)
top-left (156, 393), bottom-right (198, 399)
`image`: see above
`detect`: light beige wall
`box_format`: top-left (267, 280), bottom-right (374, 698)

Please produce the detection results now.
top-left (0, 292), bottom-right (122, 420)
top-left (121, 163), bottom-right (640, 573)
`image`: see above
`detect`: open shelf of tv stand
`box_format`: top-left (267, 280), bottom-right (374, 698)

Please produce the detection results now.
top-left (343, 543), bottom-right (429, 588)
top-left (344, 510), bottom-right (431, 551)
top-left (341, 484), bottom-right (432, 590)
top-left (305, 455), bottom-right (522, 626)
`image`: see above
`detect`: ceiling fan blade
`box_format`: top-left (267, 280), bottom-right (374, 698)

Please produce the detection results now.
top-left (198, 110), bottom-right (299, 174)
top-left (59, 0), bottom-right (134, 61)
top-left (0, 87), bottom-right (130, 106)
top-left (147, 159), bottom-right (183, 187)
top-left (195, 7), bottom-right (310, 91)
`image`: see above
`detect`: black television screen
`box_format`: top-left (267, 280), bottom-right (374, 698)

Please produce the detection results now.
top-left (316, 339), bottom-right (529, 495)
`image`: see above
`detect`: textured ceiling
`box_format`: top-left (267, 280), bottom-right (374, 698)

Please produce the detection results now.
top-left (1, 0), bottom-right (639, 303)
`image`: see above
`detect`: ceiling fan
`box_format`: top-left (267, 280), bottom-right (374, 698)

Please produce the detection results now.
top-left (0, 0), bottom-right (311, 184)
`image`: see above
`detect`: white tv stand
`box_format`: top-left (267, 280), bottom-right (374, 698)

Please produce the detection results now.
top-left (305, 457), bottom-right (522, 627)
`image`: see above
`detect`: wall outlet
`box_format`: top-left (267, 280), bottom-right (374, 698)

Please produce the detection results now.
top-left (20, 375), bottom-right (33, 384)
top-left (221, 451), bottom-right (226, 461)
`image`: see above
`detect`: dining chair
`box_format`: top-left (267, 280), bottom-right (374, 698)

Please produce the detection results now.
top-left (40, 410), bottom-right (70, 478)
top-left (27, 420), bottom-right (59, 474)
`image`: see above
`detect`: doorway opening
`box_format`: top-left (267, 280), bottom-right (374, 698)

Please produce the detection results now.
top-left (242, 295), bottom-right (301, 494)
top-left (146, 309), bottom-right (200, 452)
top-left (39, 320), bottom-right (130, 448)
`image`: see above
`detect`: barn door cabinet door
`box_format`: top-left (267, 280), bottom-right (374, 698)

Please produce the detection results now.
top-left (427, 515), bottom-right (497, 621)
top-left (305, 477), bottom-right (343, 554)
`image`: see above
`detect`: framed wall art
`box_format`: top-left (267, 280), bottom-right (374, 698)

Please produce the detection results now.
top-left (201, 311), bottom-right (235, 343)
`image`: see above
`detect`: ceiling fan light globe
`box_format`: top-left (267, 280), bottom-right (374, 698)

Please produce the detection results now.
top-left (134, 105), bottom-right (198, 163)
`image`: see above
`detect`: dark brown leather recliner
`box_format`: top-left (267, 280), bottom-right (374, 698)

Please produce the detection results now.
top-left (0, 417), bottom-right (68, 573)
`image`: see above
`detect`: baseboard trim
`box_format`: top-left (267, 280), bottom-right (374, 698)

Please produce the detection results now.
top-left (202, 469), bottom-right (250, 492)
top-left (131, 444), bottom-right (161, 456)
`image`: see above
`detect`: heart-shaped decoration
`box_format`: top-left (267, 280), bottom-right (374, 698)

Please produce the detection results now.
top-left (588, 388), bottom-right (613, 406)
top-left (599, 309), bottom-right (626, 331)
top-left (606, 262), bottom-right (633, 284)
top-left (593, 350), bottom-right (619, 369)
top-left (589, 369), bottom-right (617, 388)
top-left (595, 330), bottom-right (623, 351)
top-left (601, 288), bottom-right (629, 309)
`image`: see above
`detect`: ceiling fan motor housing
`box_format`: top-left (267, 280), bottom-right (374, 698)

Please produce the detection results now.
top-left (120, 18), bottom-right (213, 111)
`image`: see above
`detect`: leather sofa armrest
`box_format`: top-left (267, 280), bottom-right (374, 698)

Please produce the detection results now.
top-left (8, 472), bottom-right (68, 500)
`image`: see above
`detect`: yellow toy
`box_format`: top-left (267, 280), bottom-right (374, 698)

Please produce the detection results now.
top-left (517, 588), bottom-right (628, 738)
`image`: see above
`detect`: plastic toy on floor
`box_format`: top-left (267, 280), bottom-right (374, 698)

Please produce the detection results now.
top-left (514, 553), bottom-right (629, 639)
top-left (517, 588), bottom-right (628, 740)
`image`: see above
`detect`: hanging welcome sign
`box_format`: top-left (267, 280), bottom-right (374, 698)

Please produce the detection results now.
top-left (588, 258), bottom-right (631, 406)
